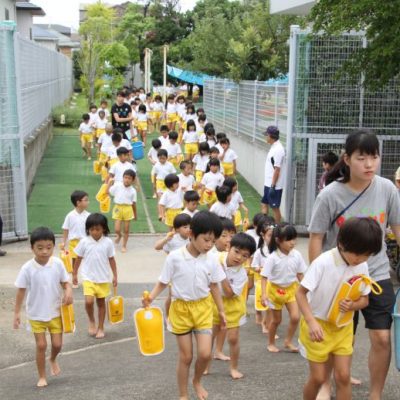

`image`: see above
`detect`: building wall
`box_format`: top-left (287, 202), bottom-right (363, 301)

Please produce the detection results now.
top-left (59, 46), bottom-right (72, 58)
top-left (16, 9), bottom-right (32, 38)
top-left (270, 0), bottom-right (315, 15)
top-left (34, 39), bottom-right (57, 51)
top-left (0, 0), bottom-right (16, 21)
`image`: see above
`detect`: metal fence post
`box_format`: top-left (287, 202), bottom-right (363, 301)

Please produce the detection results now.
top-left (236, 83), bottom-right (240, 135)
top-left (274, 82), bottom-right (279, 126)
top-left (252, 80), bottom-right (257, 142)
top-left (223, 78), bottom-right (226, 130)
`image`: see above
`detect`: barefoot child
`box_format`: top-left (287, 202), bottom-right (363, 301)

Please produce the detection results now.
top-left (177, 160), bottom-right (195, 192)
top-left (73, 213), bottom-right (117, 339)
top-left (159, 174), bottom-right (183, 230)
top-left (108, 147), bottom-right (136, 183)
top-left (181, 190), bottom-right (200, 217)
top-left (148, 139), bottom-right (162, 198)
top-left (14, 227), bottom-right (73, 387)
top-left (79, 113), bottom-right (93, 160)
top-left (143, 211), bottom-right (227, 400)
top-left (296, 218), bottom-right (382, 400)
top-left (152, 149), bottom-right (176, 210)
top-left (261, 223), bottom-right (307, 353)
top-left (199, 158), bottom-right (225, 208)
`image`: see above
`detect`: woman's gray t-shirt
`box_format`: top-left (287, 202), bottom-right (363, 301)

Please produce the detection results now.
top-left (308, 175), bottom-right (400, 281)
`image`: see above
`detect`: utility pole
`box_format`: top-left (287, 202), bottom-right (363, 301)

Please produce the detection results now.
top-left (163, 44), bottom-right (169, 103)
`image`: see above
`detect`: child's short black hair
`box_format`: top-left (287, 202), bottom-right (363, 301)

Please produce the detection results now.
top-left (98, 110), bottom-right (105, 117)
top-left (169, 131), bottom-right (178, 140)
top-left (151, 138), bottom-right (162, 149)
top-left (199, 142), bottom-right (210, 153)
top-left (220, 217), bottom-right (236, 233)
top-left (89, 104), bottom-right (97, 110)
top-left (198, 114), bottom-right (206, 122)
top-left (223, 177), bottom-right (237, 190)
top-left (82, 113), bottom-right (90, 121)
top-left (322, 151), bottom-right (339, 167)
top-left (196, 107), bottom-right (205, 115)
top-left (216, 132), bottom-right (227, 141)
top-left (70, 190), bottom-right (88, 206)
top-left (123, 169), bottom-right (136, 179)
top-left (206, 127), bottom-right (215, 137)
top-left (100, 99), bottom-right (108, 105)
top-left (186, 104), bottom-right (195, 114)
top-left (186, 119), bottom-right (196, 131)
top-left (184, 190), bottom-right (200, 202)
top-left (85, 213), bottom-right (110, 236)
top-left (138, 104), bottom-right (146, 113)
top-left (160, 125), bottom-right (169, 132)
top-left (173, 213), bottom-right (191, 230)
top-left (337, 217), bottom-right (382, 256)
top-left (154, 95), bottom-right (162, 101)
top-left (268, 223), bottom-right (297, 253)
top-left (157, 149), bottom-right (168, 158)
top-left (180, 160), bottom-right (191, 170)
top-left (230, 232), bottom-right (256, 256)
top-left (30, 227), bottom-right (55, 246)
top-left (209, 158), bottom-right (220, 167)
top-left (117, 146), bottom-right (129, 156)
top-left (164, 173), bottom-right (179, 188)
top-left (209, 146), bottom-right (220, 154)
top-left (112, 133), bottom-right (122, 143)
top-left (204, 123), bottom-right (214, 134)
top-left (216, 185), bottom-right (232, 204)
top-left (219, 137), bottom-right (230, 145)
top-left (117, 90), bottom-right (126, 97)
top-left (191, 211), bottom-right (223, 239)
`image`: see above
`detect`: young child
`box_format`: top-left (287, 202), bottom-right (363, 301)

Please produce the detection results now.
top-left (136, 104), bottom-right (148, 145)
top-left (245, 213), bottom-right (266, 243)
top-left (88, 104), bottom-right (98, 127)
top-left (94, 110), bottom-right (107, 143)
top-left (215, 132), bottom-right (227, 154)
top-left (207, 232), bottom-right (256, 379)
top-left (318, 151), bottom-right (339, 192)
top-left (148, 139), bottom-right (162, 198)
top-left (210, 185), bottom-right (235, 220)
top-left (182, 119), bottom-right (199, 161)
top-left (152, 95), bottom-right (165, 132)
top-left (79, 113), bottom-right (94, 160)
top-left (261, 223), bottom-right (307, 353)
top-left (296, 218), bottom-right (382, 400)
top-left (223, 177), bottom-right (249, 230)
top-left (193, 142), bottom-right (211, 183)
top-left (108, 170), bottom-right (137, 253)
top-left (97, 123), bottom-right (113, 164)
top-left (181, 190), bottom-right (200, 217)
top-left (184, 104), bottom-right (197, 131)
top-left (14, 227), bottom-right (73, 387)
top-left (73, 213), bottom-right (117, 339)
top-left (108, 147), bottom-right (136, 183)
top-left (177, 160), bottom-right (195, 192)
top-left (165, 94), bottom-right (178, 131)
top-left (166, 131), bottom-right (183, 168)
top-left (97, 99), bottom-right (110, 120)
top-left (158, 125), bottom-right (170, 149)
top-left (152, 149), bottom-right (176, 203)
top-left (61, 190), bottom-right (90, 280)
top-left (219, 138), bottom-right (238, 177)
top-left (206, 127), bottom-right (217, 148)
top-left (196, 114), bottom-right (207, 141)
top-left (209, 146), bottom-right (225, 175)
top-left (142, 211), bottom-right (226, 400)
top-left (200, 158), bottom-right (225, 208)
top-left (159, 174), bottom-right (184, 230)
top-left (192, 84), bottom-right (200, 102)
top-left (106, 132), bottom-right (133, 167)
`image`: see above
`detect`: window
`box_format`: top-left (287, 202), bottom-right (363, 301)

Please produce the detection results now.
top-left (5, 8), bottom-right (10, 20)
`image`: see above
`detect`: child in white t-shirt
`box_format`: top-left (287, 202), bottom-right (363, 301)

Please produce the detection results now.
top-left (151, 149), bottom-right (176, 201)
top-left (166, 94), bottom-right (178, 131)
top-left (166, 131), bottom-right (183, 168)
top-left (182, 119), bottom-right (199, 161)
top-left (181, 190), bottom-right (200, 217)
top-left (158, 125), bottom-right (170, 149)
top-left (219, 138), bottom-right (238, 177)
top-left (223, 177), bottom-right (249, 229)
top-left (73, 213), bottom-right (117, 339)
top-left (151, 95), bottom-right (164, 132)
top-left (148, 139), bottom-right (162, 199)
top-left (200, 158), bottom-right (225, 208)
top-left (97, 123), bottom-right (113, 163)
top-left (210, 185), bottom-right (235, 220)
top-left (14, 227), bottom-right (72, 387)
top-left (79, 113), bottom-right (93, 160)
top-left (136, 104), bottom-right (148, 145)
top-left (159, 174), bottom-right (184, 230)
top-left (108, 147), bottom-right (136, 183)
top-left (193, 142), bottom-right (211, 183)
top-left (177, 160), bottom-right (195, 192)
top-left (94, 110), bottom-right (107, 142)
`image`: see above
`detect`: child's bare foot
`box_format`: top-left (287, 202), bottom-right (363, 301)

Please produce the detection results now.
top-left (72, 283), bottom-right (79, 289)
top-left (49, 359), bottom-right (61, 376)
top-left (203, 368), bottom-right (209, 376)
top-left (255, 314), bottom-right (262, 324)
top-left (37, 378), bottom-right (48, 387)
top-left (213, 352), bottom-right (230, 361)
top-left (114, 236), bottom-right (121, 245)
top-left (351, 376), bottom-right (362, 385)
top-left (267, 344), bottom-right (280, 353)
top-left (88, 322), bottom-right (97, 336)
top-left (230, 369), bottom-right (244, 379)
top-left (121, 247), bottom-right (127, 253)
top-left (316, 382), bottom-right (331, 400)
top-left (179, 397), bottom-right (189, 400)
top-left (95, 329), bottom-right (105, 339)
top-left (284, 342), bottom-right (299, 353)
top-left (193, 380), bottom-right (208, 400)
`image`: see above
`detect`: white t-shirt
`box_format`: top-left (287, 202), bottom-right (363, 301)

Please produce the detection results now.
top-left (219, 252), bottom-right (248, 297)
top-left (181, 208), bottom-right (199, 218)
top-left (201, 171), bottom-right (225, 191)
top-left (300, 248), bottom-right (370, 321)
top-left (159, 189), bottom-right (183, 209)
top-left (221, 148), bottom-right (238, 163)
top-left (139, 93), bottom-right (146, 102)
top-left (74, 236), bottom-right (115, 283)
top-left (245, 229), bottom-right (259, 245)
top-left (89, 111), bottom-right (98, 126)
top-left (264, 140), bottom-right (285, 189)
top-left (98, 133), bottom-right (113, 153)
top-left (185, 114), bottom-right (197, 123)
top-left (137, 112), bottom-right (147, 122)
top-left (152, 102), bottom-right (165, 112)
top-left (230, 191), bottom-right (244, 212)
top-left (109, 161), bottom-right (136, 182)
top-left (151, 161), bottom-right (176, 180)
top-left (166, 142), bottom-right (182, 158)
top-left (166, 103), bottom-right (177, 113)
top-left (62, 209), bottom-right (90, 241)
top-left (79, 122), bottom-right (93, 134)
top-left (210, 201), bottom-right (235, 219)
top-left (14, 257), bottom-right (69, 321)
top-left (251, 247), bottom-right (269, 269)
top-left (148, 147), bottom-right (159, 163)
top-left (158, 135), bottom-right (170, 149)
top-left (159, 247), bottom-right (226, 301)
top-left (121, 138), bottom-right (132, 151)
top-left (183, 130), bottom-right (198, 144)
top-left (193, 154), bottom-right (210, 172)
top-left (178, 173), bottom-right (195, 191)
top-left (177, 103), bottom-right (186, 117)
top-left (109, 182), bottom-right (137, 205)
top-left (94, 117), bottom-right (107, 130)
top-left (163, 234), bottom-right (189, 253)
top-left (216, 143), bottom-right (224, 154)
top-left (97, 107), bottom-right (110, 119)
top-left (261, 248), bottom-right (307, 287)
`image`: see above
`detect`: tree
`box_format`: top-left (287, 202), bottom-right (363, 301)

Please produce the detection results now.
top-left (308, 1), bottom-right (400, 88)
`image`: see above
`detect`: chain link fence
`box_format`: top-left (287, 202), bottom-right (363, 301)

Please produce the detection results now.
top-left (0, 22), bottom-right (73, 240)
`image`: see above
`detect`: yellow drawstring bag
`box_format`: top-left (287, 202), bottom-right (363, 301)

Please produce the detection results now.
top-left (108, 287), bottom-right (124, 324)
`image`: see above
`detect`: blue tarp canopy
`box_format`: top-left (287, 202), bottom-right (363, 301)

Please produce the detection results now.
top-left (167, 65), bottom-right (213, 86)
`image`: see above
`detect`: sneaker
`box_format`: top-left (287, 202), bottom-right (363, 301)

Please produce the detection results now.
top-left (0, 249), bottom-right (6, 256)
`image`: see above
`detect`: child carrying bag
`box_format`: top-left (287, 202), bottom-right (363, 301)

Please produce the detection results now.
top-left (108, 286), bottom-right (124, 325)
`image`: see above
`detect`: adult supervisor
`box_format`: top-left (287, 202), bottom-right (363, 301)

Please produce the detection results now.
top-left (261, 125), bottom-right (285, 222)
top-left (111, 90), bottom-right (133, 139)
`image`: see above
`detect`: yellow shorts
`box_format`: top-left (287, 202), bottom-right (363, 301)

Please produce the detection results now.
top-left (83, 281), bottom-right (110, 298)
top-left (266, 281), bottom-right (298, 310)
top-left (96, 128), bottom-right (106, 138)
top-left (108, 158), bottom-right (118, 167)
top-left (298, 317), bottom-right (353, 363)
top-left (169, 155), bottom-right (183, 169)
top-left (29, 316), bottom-right (63, 334)
top-left (99, 152), bottom-right (108, 163)
top-left (168, 295), bottom-right (213, 335)
top-left (112, 204), bottom-right (134, 221)
top-left (213, 295), bottom-right (246, 329)
top-left (222, 162), bottom-right (234, 176)
top-left (234, 210), bottom-right (242, 227)
top-left (184, 143), bottom-right (199, 156)
top-left (200, 189), bottom-right (217, 206)
top-left (137, 121), bottom-right (148, 131)
top-left (156, 179), bottom-right (166, 193)
top-left (81, 134), bottom-right (93, 146)
top-left (165, 208), bottom-right (183, 227)
top-left (69, 238), bottom-right (80, 259)
top-left (195, 170), bottom-right (204, 182)
top-left (167, 113), bottom-right (178, 124)
top-left (153, 111), bottom-right (162, 120)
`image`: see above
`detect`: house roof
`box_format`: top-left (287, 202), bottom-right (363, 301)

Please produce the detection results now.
top-left (35, 24), bottom-right (72, 36)
top-left (33, 25), bottom-right (80, 48)
top-left (32, 25), bottom-right (58, 41)
top-left (16, 2), bottom-right (45, 16)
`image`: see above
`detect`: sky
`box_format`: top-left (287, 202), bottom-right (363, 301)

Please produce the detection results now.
top-left (32, 0), bottom-right (199, 30)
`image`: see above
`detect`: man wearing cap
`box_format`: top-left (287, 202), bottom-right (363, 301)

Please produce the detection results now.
top-left (261, 126), bottom-right (285, 222)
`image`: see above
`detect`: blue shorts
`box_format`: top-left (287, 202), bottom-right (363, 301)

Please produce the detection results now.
top-left (261, 186), bottom-right (283, 208)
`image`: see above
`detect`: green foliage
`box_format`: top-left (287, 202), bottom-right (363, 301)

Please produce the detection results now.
top-left (308, 0), bottom-right (400, 88)
top-left (52, 104), bottom-right (84, 128)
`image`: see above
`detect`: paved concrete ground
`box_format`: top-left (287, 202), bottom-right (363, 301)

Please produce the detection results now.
top-left (1, 237), bottom-right (400, 399)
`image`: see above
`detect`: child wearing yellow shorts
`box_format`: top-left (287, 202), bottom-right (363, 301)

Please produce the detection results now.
top-left (199, 158), bottom-right (225, 208)
top-left (166, 131), bottom-right (183, 168)
top-left (261, 223), bottom-right (307, 353)
top-left (97, 123), bottom-right (113, 164)
top-left (73, 213), bottom-right (117, 339)
top-left (296, 218), bottom-right (382, 400)
top-left (182, 119), bottom-right (199, 161)
top-left (94, 110), bottom-right (107, 141)
top-left (223, 177), bottom-right (249, 230)
top-left (136, 104), bottom-right (148, 145)
top-left (148, 138), bottom-right (162, 198)
top-left (79, 113), bottom-right (94, 160)
top-left (207, 232), bottom-right (256, 379)
top-left (166, 94), bottom-right (178, 131)
top-left (159, 174), bottom-right (183, 231)
top-left (192, 142), bottom-right (210, 183)
top-left (142, 211), bottom-right (226, 400)
top-left (14, 227), bottom-right (73, 388)
top-left (177, 160), bottom-right (195, 192)
top-left (219, 137), bottom-right (238, 177)
top-left (108, 170), bottom-right (137, 253)
top-left (61, 190), bottom-right (90, 285)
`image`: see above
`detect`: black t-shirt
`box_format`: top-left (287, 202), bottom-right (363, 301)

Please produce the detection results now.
top-left (111, 102), bottom-right (131, 132)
